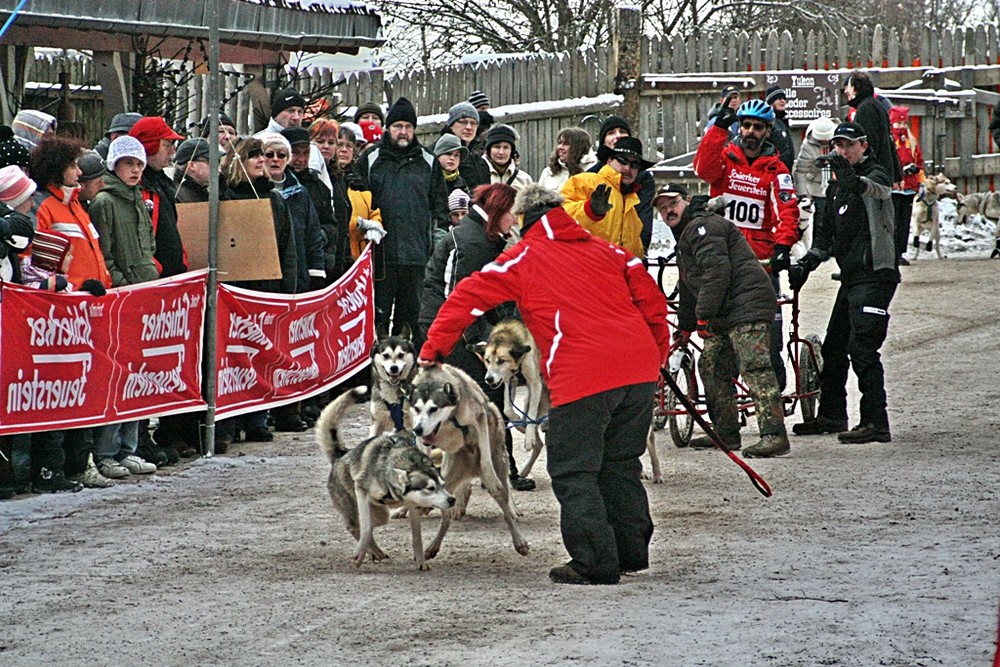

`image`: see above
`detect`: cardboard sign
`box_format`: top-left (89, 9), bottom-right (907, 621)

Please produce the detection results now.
top-left (764, 72), bottom-right (844, 127)
top-left (176, 199), bottom-right (282, 282)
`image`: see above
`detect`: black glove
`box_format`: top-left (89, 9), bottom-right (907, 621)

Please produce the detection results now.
top-left (714, 106), bottom-right (738, 130)
top-left (903, 163), bottom-right (920, 176)
top-left (787, 264), bottom-right (811, 291)
top-left (771, 244), bottom-right (792, 272)
top-left (309, 275), bottom-right (327, 292)
top-left (80, 279), bottom-right (107, 297)
top-left (0, 216), bottom-right (11, 241)
top-left (589, 184), bottom-right (613, 217)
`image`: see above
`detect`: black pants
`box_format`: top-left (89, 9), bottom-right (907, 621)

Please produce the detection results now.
top-left (892, 192), bottom-right (915, 258)
top-left (545, 382), bottom-right (655, 579)
top-left (817, 281), bottom-right (897, 429)
top-left (30, 428), bottom-right (93, 477)
top-left (374, 263), bottom-right (424, 336)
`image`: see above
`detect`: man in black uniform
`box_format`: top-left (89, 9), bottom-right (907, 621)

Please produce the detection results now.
top-left (788, 122), bottom-right (899, 444)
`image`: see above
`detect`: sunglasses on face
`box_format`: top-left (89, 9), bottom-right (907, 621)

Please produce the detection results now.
top-left (247, 149), bottom-right (263, 158)
top-left (740, 120), bottom-right (767, 131)
top-left (613, 155), bottom-right (641, 169)
top-left (264, 151), bottom-right (288, 159)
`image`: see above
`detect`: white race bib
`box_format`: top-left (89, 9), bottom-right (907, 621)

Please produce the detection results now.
top-left (722, 193), bottom-right (766, 230)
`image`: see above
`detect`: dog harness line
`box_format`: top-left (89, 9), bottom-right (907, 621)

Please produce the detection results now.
top-left (504, 382), bottom-right (548, 429)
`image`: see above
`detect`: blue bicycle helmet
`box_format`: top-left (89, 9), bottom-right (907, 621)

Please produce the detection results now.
top-left (737, 99), bottom-right (775, 124)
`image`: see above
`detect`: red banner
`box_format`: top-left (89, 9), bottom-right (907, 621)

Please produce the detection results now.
top-left (0, 271), bottom-right (207, 435)
top-left (214, 246), bottom-right (374, 419)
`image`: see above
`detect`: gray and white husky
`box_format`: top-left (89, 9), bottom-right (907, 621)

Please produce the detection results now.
top-left (316, 386), bottom-right (455, 570)
top-left (368, 323), bottom-right (417, 437)
top-left (409, 363), bottom-right (530, 560)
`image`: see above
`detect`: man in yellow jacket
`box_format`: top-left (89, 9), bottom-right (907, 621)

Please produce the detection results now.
top-left (561, 136), bottom-right (653, 257)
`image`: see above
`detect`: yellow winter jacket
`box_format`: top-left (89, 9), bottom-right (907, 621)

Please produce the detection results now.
top-left (347, 187), bottom-right (383, 260)
top-left (560, 164), bottom-right (644, 257)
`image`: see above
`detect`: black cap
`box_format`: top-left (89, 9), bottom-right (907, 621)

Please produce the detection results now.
top-left (175, 138), bottom-right (211, 165)
top-left (280, 126), bottom-right (312, 146)
top-left (270, 88), bottom-right (306, 118)
top-left (832, 122), bottom-right (867, 142)
top-left (611, 136), bottom-right (655, 170)
top-left (652, 183), bottom-right (689, 206)
top-left (720, 85), bottom-right (740, 100)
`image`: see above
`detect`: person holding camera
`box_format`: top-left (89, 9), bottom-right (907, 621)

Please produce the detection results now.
top-left (787, 122), bottom-right (898, 444)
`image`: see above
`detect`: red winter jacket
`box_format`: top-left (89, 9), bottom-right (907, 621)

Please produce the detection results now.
top-left (420, 206), bottom-right (670, 407)
top-left (693, 124), bottom-right (800, 261)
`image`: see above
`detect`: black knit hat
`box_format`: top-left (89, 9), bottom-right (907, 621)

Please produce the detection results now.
top-left (353, 101), bottom-right (385, 124)
top-left (485, 124), bottom-right (517, 152)
top-left (270, 89), bottom-right (306, 118)
top-left (385, 97), bottom-right (418, 127)
top-left (765, 85), bottom-right (787, 104)
top-left (0, 125), bottom-right (31, 169)
top-left (469, 90), bottom-right (490, 109)
top-left (598, 115), bottom-right (631, 144)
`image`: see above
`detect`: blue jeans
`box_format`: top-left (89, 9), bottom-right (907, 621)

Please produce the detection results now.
top-left (95, 421), bottom-right (139, 460)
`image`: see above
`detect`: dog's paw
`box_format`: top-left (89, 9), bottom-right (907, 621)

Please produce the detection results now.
top-left (423, 544), bottom-right (441, 561)
top-left (417, 561), bottom-right (430, 571)
top-left (513, 539), bottom-right (530, 556)
top-left (391, 507), bottom-right (409, 519)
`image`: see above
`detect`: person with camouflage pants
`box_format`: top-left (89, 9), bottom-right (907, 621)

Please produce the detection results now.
top-left (655, 184), bottom-right (790, 458)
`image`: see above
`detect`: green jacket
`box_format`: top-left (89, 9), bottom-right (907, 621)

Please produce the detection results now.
top-left (89, 173), bottom-right (159, 286)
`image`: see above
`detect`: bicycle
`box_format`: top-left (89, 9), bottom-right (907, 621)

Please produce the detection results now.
top-left (645, 254), bottom-right (822, 448)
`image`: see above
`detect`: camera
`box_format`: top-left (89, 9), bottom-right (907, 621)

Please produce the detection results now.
top-left (813, 154), bottom-right (839, 169)
top-left (903, 163), bottom-right (920, 176)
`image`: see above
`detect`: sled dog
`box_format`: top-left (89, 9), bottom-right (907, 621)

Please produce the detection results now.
top-left (368, 323), bottom-right (417, 437)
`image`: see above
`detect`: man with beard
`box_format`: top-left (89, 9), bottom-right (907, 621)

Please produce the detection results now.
top-left (352, 97), bottom-right (449, 334)
top-left (693, 98), bottom-right (799, 393)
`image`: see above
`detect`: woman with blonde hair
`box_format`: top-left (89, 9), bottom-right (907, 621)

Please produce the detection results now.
top-left (537, 127), bottom-right (597, 191)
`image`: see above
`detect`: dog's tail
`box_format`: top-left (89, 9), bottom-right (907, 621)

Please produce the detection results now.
top-left (315, 386), bottom-right (369, 463)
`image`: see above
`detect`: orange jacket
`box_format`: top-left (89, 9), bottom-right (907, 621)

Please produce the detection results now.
top-left (32, 184), bottom-right (112, 289)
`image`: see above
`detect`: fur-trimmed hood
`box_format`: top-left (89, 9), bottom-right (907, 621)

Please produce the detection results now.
top-left (513, 183), bottom-right (565, 234)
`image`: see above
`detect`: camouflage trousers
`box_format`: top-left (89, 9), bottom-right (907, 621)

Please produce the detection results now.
top-left (699, 321), bottom-right (786, 438)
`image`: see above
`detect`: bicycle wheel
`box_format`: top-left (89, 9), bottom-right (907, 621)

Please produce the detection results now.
top-left (797, 334), bottom-right (822, 422)
top-left (668, 354), bottom-right (696, 447)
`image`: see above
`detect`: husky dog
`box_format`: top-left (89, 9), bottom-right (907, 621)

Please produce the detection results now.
top-left (912, 173), bottom-right (954, 260)
top-left (316, 386), bottom-right (455, 570)
top-left (473, 319), bottom-right (550, 478)
top-left (409, 363), bottom-right (530, 560)
top-left (369, 323), bottom-right (418, 437)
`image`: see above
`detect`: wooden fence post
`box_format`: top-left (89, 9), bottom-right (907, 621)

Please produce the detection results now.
top-left (616, 6), bottom-right (642, 131)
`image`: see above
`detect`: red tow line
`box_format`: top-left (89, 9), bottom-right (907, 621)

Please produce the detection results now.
top-left (659, 368), bottom-right (773, 497)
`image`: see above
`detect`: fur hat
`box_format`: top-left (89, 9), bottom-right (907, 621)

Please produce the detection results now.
top-left (385, 97), bottom-right (418, 127)
top-left (598, 115), bottom-right (631, 145)
top-left (30, 230), bottom-right (72, 272)
top-left (106, 112), bottom-right (143, 136)
top-left (77, 150), bottom-right (107, 181)
top-left (0, 126), bottom-right (32, 170)
top-left (433, 134), bottom-right (469, 160)
top-left (280, 126), bottom-right (312, 146)
top-left (765, 85), bottom-right (787, 104)
top-left (448, 189), bottom-right (470, 213)
top-left (512, 183), bottom-right (565, 233)
top-left (107, 135), bottom-right (148, 171)
top-left (353, 101), bottom-right (384, 124)
top-left (485, 124), bottom-right (518, 152)
top-left (129, 116), bottom-right (183, 157)
top-left (11, 109), bottom-right (57, 150)
top-left (446, 102), bottom-right (479, 128)
top-left (258, 132), bottom-right (292, 155)
top-left (468, 91), bottom-right (490, 109)
top-left (174, 138), bottom-right (211, 165)
top-left (270, 89), bottom-right (306, 118)
top-left (0, 164), bottom-right (37, 208)
top-left (340, 121), bottom-right (365, 144)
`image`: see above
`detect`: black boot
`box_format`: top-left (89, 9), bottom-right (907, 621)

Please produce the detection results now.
top-left (32, 468), bottom-right (83, 493)
top-left (925, 240), bottom-right (933, 252)
top-left (912, 235), bottom-right (920, 249)
top-left (991, 240), bottom-right (1000, 259)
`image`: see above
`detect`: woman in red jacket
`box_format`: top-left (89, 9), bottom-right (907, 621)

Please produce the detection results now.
top-left (420, 184), bottom-right (670, 585)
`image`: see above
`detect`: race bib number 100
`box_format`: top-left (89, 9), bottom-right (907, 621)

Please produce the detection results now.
top-left (723, 194), bottom-right (765, 230)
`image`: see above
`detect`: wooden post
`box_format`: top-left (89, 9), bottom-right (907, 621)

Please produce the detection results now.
top-left (616, 6), bottom-right (641, 132)
top-left (92, 51), bottom-right (130, 117)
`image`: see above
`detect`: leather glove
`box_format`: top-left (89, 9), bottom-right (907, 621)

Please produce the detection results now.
top-left (714, 106), bottom-right (738, 130)
top-left (588, 184), bottom-right (613, 217)
top-left (696, 319), bottom-right (713, 339)
top-left (771, 244), bottom-right (792, 272)
top-left (671, 329), bottom-right (691, 352)
top-left (787, 264), bottom-right (811, 291)
top-left (80, 279), bottom-right (107, 297)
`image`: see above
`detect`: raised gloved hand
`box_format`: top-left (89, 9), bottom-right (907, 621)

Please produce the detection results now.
top-left (80, 279), bottom-right (107, 297)
top-left (714, 106), bottom-right (738, 130)
top-left (588, 184), bottom-right (613, 217)
top-left (696, 319), bottom-right (713, 340)
top-left (771, 244), bottom-right (792, 272)
top-left (357, 217), bottom-right (387, 244)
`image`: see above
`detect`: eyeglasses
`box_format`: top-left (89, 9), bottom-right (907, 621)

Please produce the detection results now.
top-left (613, 155), bottom-right (641, 169)
top-left (264, 151), bottom-right (288, 159)
top-left (247, 149), bottom-right (263, 158)
top-left (740, 120), bottom-right (768, 131)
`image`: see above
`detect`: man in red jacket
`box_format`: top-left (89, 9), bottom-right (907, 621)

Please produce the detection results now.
top-left (420, 184), bottom-right (670, 585)
top-left (693, 98), bottom-right (799, 389)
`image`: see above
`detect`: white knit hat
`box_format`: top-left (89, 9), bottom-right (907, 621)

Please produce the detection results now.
top-left (340, 122), bottom-right (366, 145)
top-left (0, 164), bottom-right (37, 208)
top-left (107, 135), bottom-right (148, 171)
top-left (448, 189), bottom-right (470, 213)
top-left (258, 132), bottom-right (292, 155)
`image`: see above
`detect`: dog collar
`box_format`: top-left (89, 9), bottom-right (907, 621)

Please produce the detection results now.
top-left (448, 415), bottom-right (470, 436)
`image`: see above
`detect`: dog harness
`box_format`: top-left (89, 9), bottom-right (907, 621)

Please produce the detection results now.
top-left (383, 400), bottom-right (405, 432)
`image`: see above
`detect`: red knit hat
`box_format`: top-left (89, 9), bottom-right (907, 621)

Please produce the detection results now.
top-left (31, 230), bottom-right (72, 272)
top-left (128, 116), bottom-right (183, 157)
top-left (0, 164), bottom-right (36, 208)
